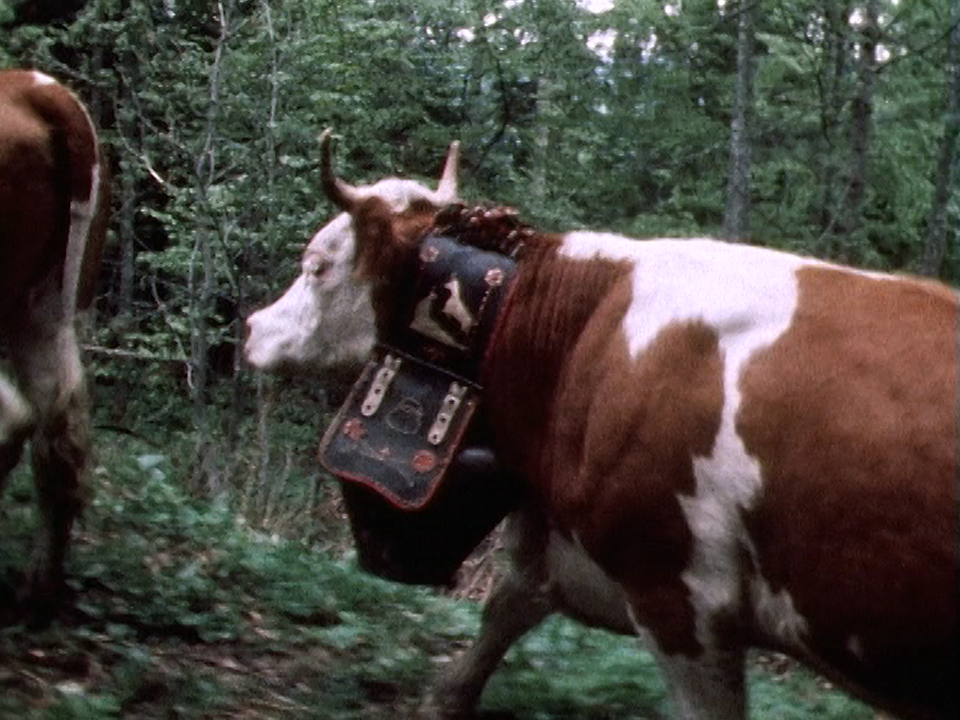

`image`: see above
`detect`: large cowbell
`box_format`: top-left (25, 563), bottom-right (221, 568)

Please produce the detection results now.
top-left (339, 444), bottom-right (515, 587)
top-left (319, 234), bottom-right (519, 586)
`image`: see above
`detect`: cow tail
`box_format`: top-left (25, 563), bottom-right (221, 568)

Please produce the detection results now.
top-left (30, 75), bottom-right (102, 441)
top-left (59, 96), bottom-right (102, 322)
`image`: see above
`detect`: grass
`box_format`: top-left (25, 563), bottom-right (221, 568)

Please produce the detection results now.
top-left (0, 428), bottom-right (877, 719)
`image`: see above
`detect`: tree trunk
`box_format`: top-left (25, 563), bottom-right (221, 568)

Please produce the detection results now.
top-left (816, 0), bottom-right (851, 251)
top-left (920, 10), bottom-right (960, 277)
top-left (117, 138), bottom-right (137, 323)
top-left (840, 0), bottom-right (879, 249)
top-left (190, 0), bottom-right (236, 494)
top-left (530, 76), bottom-right (556, 211)
top-left (251, 0), bottom-right (282, 502)
top-left (722, 0), bottom-right (755, 241)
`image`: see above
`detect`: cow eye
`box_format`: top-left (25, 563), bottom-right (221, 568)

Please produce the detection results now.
top-left (306, 257), bottom-right (333, 278)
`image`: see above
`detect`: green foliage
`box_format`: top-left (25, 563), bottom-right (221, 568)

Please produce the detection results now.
top-left (1, 430), bottom-right (437, 718)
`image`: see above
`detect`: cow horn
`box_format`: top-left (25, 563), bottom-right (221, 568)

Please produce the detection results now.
top-left (435, 141), bottom-right (460, 204)
top-left (319, 129), bottom-right (361, 211)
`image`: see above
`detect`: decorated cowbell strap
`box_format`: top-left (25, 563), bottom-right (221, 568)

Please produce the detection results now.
top-left (385, 232), bottom-right (519, 384)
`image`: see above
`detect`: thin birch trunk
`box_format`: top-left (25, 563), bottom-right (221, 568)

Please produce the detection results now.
top-left (722, 0), bottom-right (755, 241)
top-left (920, 10), bottom-right (960, 277)
top-left (840, 0), bottom-right (878, 248)
top-left (816, 0), bottom-right (851, 253)
top-left (190, 0), bottom-right (235, 493)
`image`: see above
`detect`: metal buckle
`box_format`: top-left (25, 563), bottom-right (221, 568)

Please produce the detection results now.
top-left (361, 354), bottom-right (401, 417)
top-left (427, 381), bottom-right (467, 445)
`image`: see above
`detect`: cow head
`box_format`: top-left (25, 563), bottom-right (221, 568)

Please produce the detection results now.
top-left (245, 133), bottom-right (508, 587)
top-left (244, 131), bottom-right (460, 380)
top-left (304, 133), bottom-right (520, 587)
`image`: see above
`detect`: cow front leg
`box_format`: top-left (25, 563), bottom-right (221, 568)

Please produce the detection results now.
top-left (420, 567), bottom-right (554, 719)
top-left (654, 645), bottom-right (747, 720)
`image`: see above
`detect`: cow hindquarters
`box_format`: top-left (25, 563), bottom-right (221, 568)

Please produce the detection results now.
top-left (7, 274), bottom-right (90, 619)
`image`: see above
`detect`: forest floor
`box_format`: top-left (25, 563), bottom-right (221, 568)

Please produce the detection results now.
top-left (1, 431), bottom-right (877, 720)
top-left (0, 603), bottom-right (430, 719)
top-left (0, 584), bottom-right (870, 720)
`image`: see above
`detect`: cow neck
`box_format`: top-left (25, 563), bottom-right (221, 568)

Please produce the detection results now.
top-left (479, 237), bottom-right (635, 485)
top-left (430, 204), bottom-right (534, 260)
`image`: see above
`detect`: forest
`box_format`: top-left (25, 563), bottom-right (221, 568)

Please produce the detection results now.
top-left (1, 0), bottom-right (958, 717)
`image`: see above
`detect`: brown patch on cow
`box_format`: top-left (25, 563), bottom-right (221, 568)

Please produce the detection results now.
top-left (738, 266), bottom-right (959, 715)
top-left (480, 239), bottom-right (627, 480)
top-left (483, 243), bottom-right (725, 656)
top-left (350, 196), bottom-right (440, 337)
top-left (0, 71), bottom-right (106, 318)
top-left (350, 196), bottom-right (424, 280)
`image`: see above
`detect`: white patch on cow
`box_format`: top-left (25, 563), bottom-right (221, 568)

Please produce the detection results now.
top-left (0, 376), bottom-right (34, 446)
top-left (30, 71), bottom-right (57, 86)
top-left (749, 575), bottom-right (810, 650)
top-left (245, 177), bottom-right (458, 373)
top-left (560, 233), bottom-right (817, 650)
top-left (559, 234), bottom-right (809, 358)
top-left (21, 273), bottom-right (87, 407)
top-left (63, 162), bottom-right (100, 320)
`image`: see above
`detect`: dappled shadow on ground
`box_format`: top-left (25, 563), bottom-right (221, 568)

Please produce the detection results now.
top-left (0, 582), bottom-right (882, 720)
top-left (0, 577), bottom-right (422, 719)
top-left (1, 615), bottom-right (420, 719)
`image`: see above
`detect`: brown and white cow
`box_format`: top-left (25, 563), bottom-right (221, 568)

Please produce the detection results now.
top-left (244, 139), bottom-right (640, 717)
top-left (0, 69), bottom-right (108, 618)
top-left (305, 132), bottom-right (958, 720)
